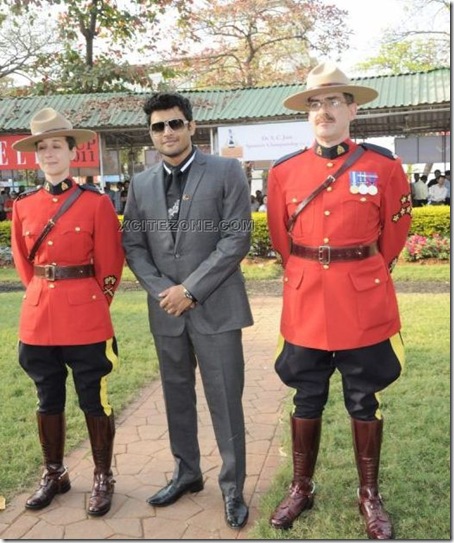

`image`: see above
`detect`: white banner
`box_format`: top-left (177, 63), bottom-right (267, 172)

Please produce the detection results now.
top-left (218, 122), bottom-right (313, 161)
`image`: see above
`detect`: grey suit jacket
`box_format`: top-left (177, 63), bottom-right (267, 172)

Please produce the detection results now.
top-left (122, 149), bottom-right (254, 336)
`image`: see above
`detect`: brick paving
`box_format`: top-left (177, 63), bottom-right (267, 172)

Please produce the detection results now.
top-left (0, 295), bottom-right (289, 540)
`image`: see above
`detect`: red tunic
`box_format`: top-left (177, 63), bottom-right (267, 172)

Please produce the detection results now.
top-left (11, 183), bottom-right (124, 346)
top-left (267, 140), bottom-right (412, 351)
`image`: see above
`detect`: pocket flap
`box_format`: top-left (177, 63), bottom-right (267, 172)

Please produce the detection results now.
top-left (349, 265), bottom-right (389, 292)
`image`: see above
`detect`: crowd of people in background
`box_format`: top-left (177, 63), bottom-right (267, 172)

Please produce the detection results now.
top-left (250, 189), bottom-right (267, 212)
top-left (410, 169), bottom-right (450, 206)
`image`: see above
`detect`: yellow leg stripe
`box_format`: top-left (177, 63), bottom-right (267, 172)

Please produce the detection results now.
top-left (390, 332), bottom-right (406, 372)
top-left (100, 338), bottom-right (119, 417)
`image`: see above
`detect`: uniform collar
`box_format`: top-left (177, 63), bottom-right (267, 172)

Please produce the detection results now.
top-left (43, 178), bottom-right (73, 195)
top-left (313, 141), bottom-right (349, 159)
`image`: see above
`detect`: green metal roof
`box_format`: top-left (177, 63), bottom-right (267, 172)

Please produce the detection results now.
top-left (0, 67), bottom-right (449, 140)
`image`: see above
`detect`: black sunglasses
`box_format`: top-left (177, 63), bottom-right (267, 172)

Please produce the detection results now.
top-left (150, 118), bottom-right (189, 133)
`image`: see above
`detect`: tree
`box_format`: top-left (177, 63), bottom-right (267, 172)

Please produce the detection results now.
top-left (0, 0), bottom-right (189, 94)
top-left (356, 0), bottom-right (450, 74)
top-left (161, 0), bottom-right (351, 89)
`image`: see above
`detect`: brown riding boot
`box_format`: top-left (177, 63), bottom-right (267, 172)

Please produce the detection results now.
top-left (85, 413), bottom-right (116, 516)
top-left (270, 416), bottom-right (321, 530)
top-left (25, 412), bottom-right (71, 510)
top-left (352, 418), bottom-right (393, 540)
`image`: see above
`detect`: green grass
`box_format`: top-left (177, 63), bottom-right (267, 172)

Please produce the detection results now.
top-left (249, 293), bottom-right (450, 540)
top-left (0, 289), bottom-right (158, 501)
top-left (0, 265), bottom-right (450, 539)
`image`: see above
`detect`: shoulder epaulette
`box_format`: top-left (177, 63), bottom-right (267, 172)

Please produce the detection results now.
top-left (360, 143), bottom-right (396, 160)
top-left (272, 147), bottom-right (309, 168)
top-left (16, 187), bottom-right (41, 200)
top-left (79, 184), bottom-right (101, 194)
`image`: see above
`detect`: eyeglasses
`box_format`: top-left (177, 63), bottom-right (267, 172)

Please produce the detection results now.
top-left (150, 118), bottom-right (189, 133)
top-left (307, 98), bottom-right (350, 112)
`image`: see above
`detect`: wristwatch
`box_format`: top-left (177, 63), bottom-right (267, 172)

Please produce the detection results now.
top-left (182, 286), bottom-right (196, 303)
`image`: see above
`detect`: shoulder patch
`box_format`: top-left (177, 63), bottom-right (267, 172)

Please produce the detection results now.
top-left (360, 143), bottom-right (396, 160)
top-left (79, 184), bottom-right (101, 194)
top-left (16, 187), bottom-right (41, 200)
top-left (272, 147), bottom-right (309, 168)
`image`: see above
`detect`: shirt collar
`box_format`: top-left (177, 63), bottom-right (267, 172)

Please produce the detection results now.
top-left (313, 141), bottom-right (349, 159)
top-left (163, 147), bottom-right (196, 176)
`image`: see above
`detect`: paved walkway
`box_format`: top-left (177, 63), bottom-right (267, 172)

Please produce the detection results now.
top-left (0, 295), bottom-right (289, 540)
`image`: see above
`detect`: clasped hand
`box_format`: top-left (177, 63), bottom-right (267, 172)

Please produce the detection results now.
top-left (159, 285), bottom-right (195, 317)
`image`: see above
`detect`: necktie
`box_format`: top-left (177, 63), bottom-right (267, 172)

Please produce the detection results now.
top-left (166, 168), bottom-right (181, 238)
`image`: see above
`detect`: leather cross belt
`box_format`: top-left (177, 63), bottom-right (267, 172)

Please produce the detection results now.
top-left (290, 242), bottom-right (378, 265)
top-left (34, 264), bottom-right (95, 281)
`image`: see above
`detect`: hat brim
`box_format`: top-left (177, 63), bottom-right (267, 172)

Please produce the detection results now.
top-left (12, 129), bottom-right (97, 152)
top-left (283, 84), bottom-right (379, 111)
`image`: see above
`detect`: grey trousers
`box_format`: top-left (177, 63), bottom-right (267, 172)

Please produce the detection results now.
top-left (152, 323), bottom-right (246, 498)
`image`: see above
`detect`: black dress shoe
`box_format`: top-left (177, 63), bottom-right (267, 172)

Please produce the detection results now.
top-left (146, 477), bottom-right (204, 507)
top-left (224, 496), bottom-right (249, 529)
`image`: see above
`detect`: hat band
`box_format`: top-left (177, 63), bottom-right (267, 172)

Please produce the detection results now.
top-left (33, 126), bottom-right (73, 136)
top-left (308, 82), bottom-right (350, 91)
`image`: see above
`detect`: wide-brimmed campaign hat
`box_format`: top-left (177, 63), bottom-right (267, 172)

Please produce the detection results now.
top-left (12, 107), bottom-right (96, 152)
top-left (283, 62), bottom-right (379, 112)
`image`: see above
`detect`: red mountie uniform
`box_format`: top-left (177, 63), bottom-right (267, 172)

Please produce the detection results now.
top-left (267, 139), bottom-right (412, 351)
top-left (11, 180), bottom-right (124, 346)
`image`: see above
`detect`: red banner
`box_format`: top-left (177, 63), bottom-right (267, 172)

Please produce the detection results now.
top-left (0, 134), bottom-right (99, 170)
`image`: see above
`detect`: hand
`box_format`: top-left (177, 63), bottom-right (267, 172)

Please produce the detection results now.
top-left (159, 285), bottom-right (195, 317)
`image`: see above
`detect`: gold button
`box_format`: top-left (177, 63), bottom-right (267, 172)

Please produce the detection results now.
top-left (284, 276), bottom-right (289, 282)
top-left (292, 197), bottom-right (298, 203)
top-left (326, 186), bottom-right (333, 192)
top-left (323, 264), bottom-right (329, 270)
top-left (327, 162), bottom-right (334, 168)
top-left (360, 197), bottom-right (367, 202)
top-left (92, 295), bottom-right (97, 300)
top-left (47, 240), bottom-right (53, 245)
top-left (23, 294), bottom-right (27, 299)
top-left (375, 278), bottom-right (381, 284)
top-left (49, 283), bottom-right (55, 289)
top-left (52, 197), bottom-right (58, 202)
top-left (25, 231), bottom-right (30, 236)
top-left (323, 237), bottom-right (329, 243)
top-left (324, 210), bottom-right (331, 216)
top-left (75, 226), bottom-right (81, 232)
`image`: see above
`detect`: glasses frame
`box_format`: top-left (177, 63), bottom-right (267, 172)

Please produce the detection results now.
top-left (150, 118), bottom-right (190, 134)
top-left (307, 97), bottom-right (351, 112)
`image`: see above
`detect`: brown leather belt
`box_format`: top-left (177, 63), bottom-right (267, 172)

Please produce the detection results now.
top-left (34, 264), bottom-right (95, 281)
top-left (291, 242), bottom-right (378, 265)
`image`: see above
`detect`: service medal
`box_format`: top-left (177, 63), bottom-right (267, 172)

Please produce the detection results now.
top-left (359, 184), bottom-right (368, 195)
top-left (368, 185), bottom-right (378, 195)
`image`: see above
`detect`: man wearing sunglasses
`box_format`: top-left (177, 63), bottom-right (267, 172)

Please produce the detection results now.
top-left (122, 92), bottom-right (253, 530)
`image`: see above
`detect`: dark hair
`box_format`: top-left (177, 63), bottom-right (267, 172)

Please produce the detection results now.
top-left (35, 135), bottom-right (77, 151)
top-left (343, 92), bottom-right (354, 104)
top-left (143, 92), bottom-right (193, 127)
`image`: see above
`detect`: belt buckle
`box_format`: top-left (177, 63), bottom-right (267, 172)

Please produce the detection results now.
top-left (44, 264), bottom-right (56, 281)
top-left (318, 245), bottom-right (331, 265)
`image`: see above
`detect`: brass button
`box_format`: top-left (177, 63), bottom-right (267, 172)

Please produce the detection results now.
top-left (75, 226), bottom-right (81, 232)
top-left (360, 197), bottom-right (367, 202)
top-left (323, 237), bottom-right (329, 243)
top-left (323, 264), bottom-right (329, 270)
top-left (47, 240), bottom-right (53, 245)
top-left (326, 186), bottom-right (333, 192)
top-left (324, 210), bottom-right (331, 216)
top-left (292, 197), bottom-right (298, 203)
top-left (327, 162), bottom-right (334, 168)
top-left (23, 294), bottom-right (27, 299)
top-left (374, 278), bottom-right (381, 284)
top-left (284, 276), bottom-right (289, 282)
top-left (49, 283), bottom-right (55, 289)
top-left (25, 231), bottom-right (30, 236)
top-left (92, 295), bottom-right (97, 300)
top-left (52, 197), bottom-right (58, 203)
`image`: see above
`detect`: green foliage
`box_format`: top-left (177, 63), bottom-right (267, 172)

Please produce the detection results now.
top-left (409, 205), bottom-right (450, 236)
top-left (249, 212), bottom-right (273, 258)
top-left (0, 219), bottom-right (11, 246)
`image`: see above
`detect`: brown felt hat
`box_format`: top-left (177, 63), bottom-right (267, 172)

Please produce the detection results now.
top-left (283, 62), bottom-right (379, 112)
top-left (12, 107), bottom-right (96, 152)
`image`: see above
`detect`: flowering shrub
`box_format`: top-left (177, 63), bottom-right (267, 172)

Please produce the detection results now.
top-left (402, 234), bottom-right (450, 262)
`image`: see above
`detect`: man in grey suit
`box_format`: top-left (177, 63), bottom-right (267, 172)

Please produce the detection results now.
top-left (122, 92), bottom-right (253, 529)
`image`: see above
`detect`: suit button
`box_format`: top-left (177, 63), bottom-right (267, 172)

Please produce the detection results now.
top-left (323, 264), bottom-right (329, 270)
top-left (374, 278), bottom-right (381, 284)
top-left (49, 283), bottom-right (55, 289)
top-left (324, 210), bottom-right (331, 216)
top-left (47, 240), bottom-right (53, 245)
top-left (327, 162), bottom-right (334, 168)
top-left (75, 226), bottom-right (81, 232)
top-left (52, 197), bottom-right (58, 203)
top-left (174, 253), bottom-right (180, 258)
top-left (323, 237), bottom-right (329, 243)
top-left (92, 295), bottom-right (97, 299)
top-left (326, 186), bottom-right (333, 192)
